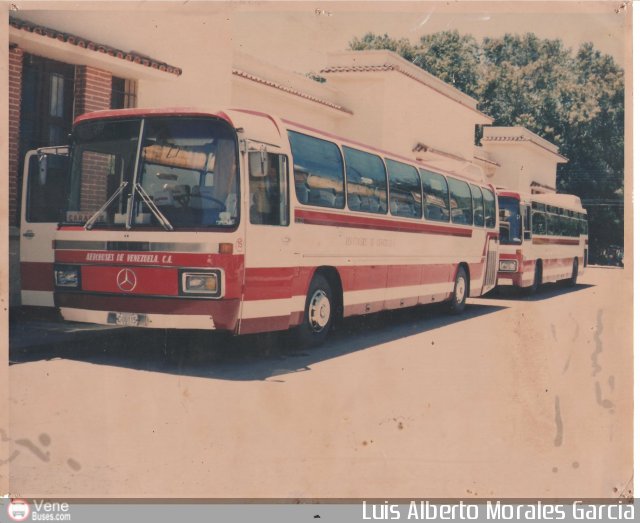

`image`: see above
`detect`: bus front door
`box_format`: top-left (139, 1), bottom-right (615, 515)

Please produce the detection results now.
top-left (19, 147), bottom-right (69, 307)
top-left (239, 148), bottom-right (296, 334)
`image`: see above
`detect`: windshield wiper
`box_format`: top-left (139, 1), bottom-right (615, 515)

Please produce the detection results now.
top-left (134, 183), bottom-right (174, 231)
top-left (84, 181), bottom-right (129, 230)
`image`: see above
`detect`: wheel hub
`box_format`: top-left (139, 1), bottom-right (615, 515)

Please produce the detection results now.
top-left (309, 290), bottom-right (331, 332)
top-left (455, 275), bottom-right (466, 303)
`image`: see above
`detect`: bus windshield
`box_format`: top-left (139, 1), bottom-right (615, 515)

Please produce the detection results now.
top-left (66, 116), bottom-right (239, 229)
top-left (498, 196), bottom-right (522, 245)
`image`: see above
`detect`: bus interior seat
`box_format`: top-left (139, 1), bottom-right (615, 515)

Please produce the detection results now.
top-left (348, 193), bottom-right (362, 211)
top-left (225, 193), bottom-right (238, 218)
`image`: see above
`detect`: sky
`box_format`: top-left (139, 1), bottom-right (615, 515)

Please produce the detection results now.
top-left (232, 2), bottom-right (628, 75)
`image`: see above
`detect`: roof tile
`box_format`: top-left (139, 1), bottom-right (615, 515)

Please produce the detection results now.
top-left (10, 16), bottom-right (182, 77)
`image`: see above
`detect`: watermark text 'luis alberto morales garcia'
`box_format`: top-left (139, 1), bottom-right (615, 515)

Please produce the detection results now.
top-left (361, 500), bottom-right (635, 520)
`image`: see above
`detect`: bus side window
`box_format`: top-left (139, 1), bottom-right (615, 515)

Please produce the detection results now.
top-left (532, 212), bottom-right (546, 235)
top-left (481, 188), bottom-right (496, 228)
top-left (386, 159), bottom-right (422, 219)
top-left (448, 178), bottom-right (472, 226)
top-left (420, 169), bottom-right (450, 222)
top-left (344, 146), bottom-right (388, 215)
top-left (470, 184), bottom-right (484, 227)
top-left (249, 152), bottom-right (289, 226)
top-left (287, 131), bottom-right (345, 209)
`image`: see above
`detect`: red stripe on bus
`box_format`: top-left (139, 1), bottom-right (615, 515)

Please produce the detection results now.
top-left (242, 264), bottom-right (457, 301)
top-left (20, 262), bottom-right (54, 291)
top-left (243, 267), bottom-right (298, 300)
top-left (81, 266), bottom-right (181, 296)
top-left (497, 191), bottom-right (521, 200)
top-left (55, 250), bottom-right (242, 268)
top-left (294, 209), bottom-right (473, 237)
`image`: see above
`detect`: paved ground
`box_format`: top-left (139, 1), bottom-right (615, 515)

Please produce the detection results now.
top-left (4, 267), bottom-right (633, 500)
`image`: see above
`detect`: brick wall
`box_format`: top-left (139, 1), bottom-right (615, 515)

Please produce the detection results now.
top-left (73, 66), bottom-right (114, 213)
top-left (79, 153), bottom-right (110, 213)
top-left (9, 46), bottom-right (24, 227)
top-left (73, 66), bottom-right (113, 117)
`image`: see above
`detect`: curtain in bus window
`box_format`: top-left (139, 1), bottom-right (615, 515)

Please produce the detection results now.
top-left (287, 131), bottom-right (345, 209)
top-left (343, 146), bottom-right (387, 214)
top-left (532, 212), bottom-right (546, 235)
top-left (386, 159), bottom-right (422, 219)
top-left (481, 188), bottom-right (496, 228)
top-left (420, 169), bottom-right (450, 222)
top-left (469, 184), bottom-right (484, 227)
top-left (448, 178), bottom-right (472, 225)
top-left (249, 153), bottom-right (289, 226)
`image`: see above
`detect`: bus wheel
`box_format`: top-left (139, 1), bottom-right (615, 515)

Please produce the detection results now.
top-left (526, 262), bottom-right (542, 295)
top-left (566, 257), bottom-right (579, 287)
top-left (296, 273), bottom-right (334, 346)
top-left (448, 266), bottom-right (468, 314)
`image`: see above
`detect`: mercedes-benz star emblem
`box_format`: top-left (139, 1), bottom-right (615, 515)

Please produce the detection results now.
top-left (116, 268), bottom-right (137, 292)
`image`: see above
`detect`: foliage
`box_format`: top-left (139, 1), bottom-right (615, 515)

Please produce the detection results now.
top-left (305, 72), bottom-right (327, 83)
top-left (348, 32), bottom-right (625, 262)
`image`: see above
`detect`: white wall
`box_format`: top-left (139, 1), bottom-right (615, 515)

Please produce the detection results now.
top-left (483, 142), bottom-right (559, 192)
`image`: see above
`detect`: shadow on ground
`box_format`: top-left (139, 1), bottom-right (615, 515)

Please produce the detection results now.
top-left (484, 282), bottom-right (594, 302)
top-left (9, 302), bottom-right (506, 381)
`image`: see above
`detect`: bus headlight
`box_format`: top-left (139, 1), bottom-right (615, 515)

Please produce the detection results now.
top-left (54, 265), bottom-right (80, 288)
top-left (499, 260), bottom-right (518, 272)
top-left (180, 271), bottom-right (222, 297)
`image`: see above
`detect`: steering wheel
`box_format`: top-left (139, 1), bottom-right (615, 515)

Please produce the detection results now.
top-left (197, 193), bottom-right (227, 212)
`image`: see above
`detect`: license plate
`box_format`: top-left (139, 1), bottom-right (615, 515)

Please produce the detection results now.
top-left (108, 312), bottom-right (146, 327)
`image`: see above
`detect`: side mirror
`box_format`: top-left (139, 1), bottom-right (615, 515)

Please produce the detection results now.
top-left (249, 151), bottom-right (267, 178)
top-left (38, 154), bottom-right (48, 185)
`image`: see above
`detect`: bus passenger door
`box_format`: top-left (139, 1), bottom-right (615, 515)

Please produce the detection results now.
top-left (19, 147), bottom-right (69, 307)
top-left (239, 148), bottom-right (296, 334)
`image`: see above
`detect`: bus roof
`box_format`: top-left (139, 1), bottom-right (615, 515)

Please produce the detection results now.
top-left (73, 107), bottom-right (233, 126)
top-left (497, 189), bottom-right (586, 214)
top-left (531, 193), bottom-right (585, 214)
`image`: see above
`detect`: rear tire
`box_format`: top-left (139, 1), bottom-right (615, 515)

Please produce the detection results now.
top-left (566, 257), bottom-right (579, 287)
top-left (448, 266), bottom-right (468, 314)
top-left (295, 274), bottom-right (334, 347)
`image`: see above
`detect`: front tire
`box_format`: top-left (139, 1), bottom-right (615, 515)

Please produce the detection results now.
top-left (525, 261), bottom-right (542, 295)
top-left (296, 274), bottom-right (334, 346)
top-left (448, 266), bottom-right (468, 314)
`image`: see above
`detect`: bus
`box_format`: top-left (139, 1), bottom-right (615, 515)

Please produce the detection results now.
top-left (496, 189), bottom-right (588, 293)
top-left (44, 107), bottom-right (500, 345)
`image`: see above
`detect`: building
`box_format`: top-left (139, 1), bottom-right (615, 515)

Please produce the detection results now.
top-left (481, 126), bottom-right (568, 194)
top-left (6, 10), bottom-right (568, 306)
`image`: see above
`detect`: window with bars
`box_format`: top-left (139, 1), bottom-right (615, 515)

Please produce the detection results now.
top-left (111, 77), bottom-right (137, 109)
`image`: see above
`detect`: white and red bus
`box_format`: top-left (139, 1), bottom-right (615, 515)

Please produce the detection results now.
top-left (496, 190), bottom-right (588, 293)
top-left (31, 107), bottom-right (500, 344)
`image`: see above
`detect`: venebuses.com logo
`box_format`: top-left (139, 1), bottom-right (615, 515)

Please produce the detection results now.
top-left (6, 499), bottom-right (30, 522)
top-left (4, 499), bottom-right (71, 522)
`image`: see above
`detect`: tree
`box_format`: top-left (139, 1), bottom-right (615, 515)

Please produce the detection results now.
top-left (348, 32), bottom-right (415, 62)
top-left (413, 31), bottom-right (481, 97)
